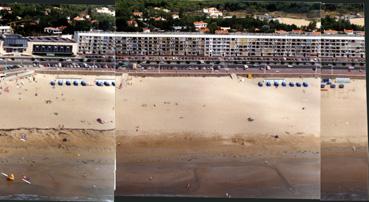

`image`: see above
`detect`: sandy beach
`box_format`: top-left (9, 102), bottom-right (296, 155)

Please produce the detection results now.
top-left (321, 79), bottom-right (368, 201)
top-left (275, 17), bottom-right (313, 27)
top-left (349, 18), bottom-right (364, 27)
top-left (0, 72), bottom-right (115, 129)
top-left (116, 76), bottom-right (320, 199)
top-left (0, 72), bottom-right (115, 201)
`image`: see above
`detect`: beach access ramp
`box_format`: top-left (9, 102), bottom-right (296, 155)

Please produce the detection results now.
top-left (230, 73), bottom-right (238, 80)
top-left (119, 73), bottom-right (129, 89)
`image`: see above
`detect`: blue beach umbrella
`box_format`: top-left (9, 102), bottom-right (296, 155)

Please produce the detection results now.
top-left (96, 81), bottom-right (103, 86)
top-left (57, 80), bottom-right (63, 86)
top-left (104, 81), bottom-right (111, 86)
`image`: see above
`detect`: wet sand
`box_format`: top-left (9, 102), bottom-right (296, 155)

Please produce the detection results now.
top-left (0, 129), bottom-right (114, 201)
top-left (0, 72), bottom-right (115, 201)
top-left (321, 79), bottom-right (368, 201)
top-left (116, 76), bottom-right (320, 199)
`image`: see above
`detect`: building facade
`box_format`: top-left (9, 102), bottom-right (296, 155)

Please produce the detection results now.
top-left (0, 34), bottom-right (28, 55)
top-left (0, 26), bottom-right (12, 35)
top-left (74, 31), bottom-right (365, 65)
top-left (74, 31), bottom-right (115, 58)
top-left (26, 36), bottom-right (78, 57)
top-left (0, 34), bottom-right (78, 57)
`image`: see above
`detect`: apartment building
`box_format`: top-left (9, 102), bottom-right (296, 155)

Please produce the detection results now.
top-left (321, 35), bottom-right (365, 58)
top-left (117, 33), bottom-right (322, 59)
top-left (74, 32), bottom-right (365, 62)
top-left (74, 31), bottom-right (115, 57)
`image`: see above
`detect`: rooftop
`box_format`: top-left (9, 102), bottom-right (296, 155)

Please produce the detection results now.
top-left (75, 31), bottom-right (365, 39)
top-left (28, 36), bottom-right (76, 43)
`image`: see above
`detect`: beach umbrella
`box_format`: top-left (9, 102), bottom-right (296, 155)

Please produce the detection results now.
top-left (322, 78), bottom-right (329, 83)
top-left (65, 80), bottom-right (71, 86)
top-left (104, 81), bottom-right (111, 86)
top-left (73, 80), bottom-right (79, 86)
top-left (81, 81), bottom-right (87, 86)
top-left (330, 84), bottom-right (336, 88)
top-left (258, 81), bottom-right (263, 87)
top-left (266, 81), bottom-right (271, 87)
top-left (302, 82), bottom-right (308, 87)
top-left (274, 81), bottom-right (279, 87)
top-left (111, 81), bottom-right (115, 86)
top-left (57, 80), bottom-right (63, 86)
top-left (50, 81), bottom-right (55, 86)
top-left (321, 83), bottom-right (326, 88)
top-left (96, 81), bottom-right (103, 86)
top-left (289, 82), bottom-right (294, 87)
top-left (281, 81), bottom-right (286, 87)
top-left (295, 82), bottom-right (301, 87)
top-left (339, 84), bottom-right (344, 88)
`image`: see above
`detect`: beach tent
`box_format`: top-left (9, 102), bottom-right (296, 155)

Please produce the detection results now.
top-left (321, 83), bottom-right (326, 88)
top-left (330, 84), bottom-right (336, 88)
top-left (65, 80), bottom-right (71, 86)
top-left (295, 82), bottom-right (301, 87)
top-left (57, 80), bottom-right (63, 86)
top-left (281, 81), bottom-right (286, 87)
top-left (302, 82), bottom-right (308, 87)
top-left (339, 84), bottom-right (345, 88)
top-left (50, 81), bottom-right (55, 86)
top-left (73, 81), bottom-right (79, 86)
top-left (258, 81), bottom-right (263, 87)
top-left (289, 82), bottom-right (294, 87)
top-left (336, 78), bottom-right (350, 84)
top-left (81, 81), bottom-right (87, 86)
top-left (274, 81), bottom-right (279, 87)
top-left (266, 81), bottom-right (271, 87)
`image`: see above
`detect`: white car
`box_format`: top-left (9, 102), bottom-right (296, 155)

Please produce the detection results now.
top-left (243, 65), bottom-right (249, 69)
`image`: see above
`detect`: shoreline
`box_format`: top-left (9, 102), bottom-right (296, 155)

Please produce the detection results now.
top-left (117, 132), bottom-right (320, 199)
top-left (116, 76), bottom-right (320, 198)
top-left (0, 128), bottom-right (115, 201)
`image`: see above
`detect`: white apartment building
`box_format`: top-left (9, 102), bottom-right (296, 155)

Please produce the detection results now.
top-left (74, 31), bottom-right (365, 62)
